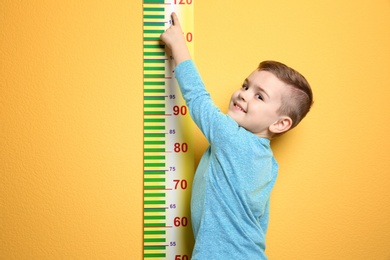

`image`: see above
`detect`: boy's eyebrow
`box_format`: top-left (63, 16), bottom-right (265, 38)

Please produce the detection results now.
top-left (244, 78), bottom-right (270, 99)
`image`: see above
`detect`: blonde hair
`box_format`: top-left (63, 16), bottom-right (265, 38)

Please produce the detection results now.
top-left (258, 60), bottom-right (313, 130)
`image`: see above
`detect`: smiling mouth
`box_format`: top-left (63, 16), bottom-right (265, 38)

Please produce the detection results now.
top-left (233, 103), bottom-right (247, 113)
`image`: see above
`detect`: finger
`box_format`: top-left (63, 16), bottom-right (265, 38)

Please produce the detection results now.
top-left (171, 12), bottom-right (180, 26)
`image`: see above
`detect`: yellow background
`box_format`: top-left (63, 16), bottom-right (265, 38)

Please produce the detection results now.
top-left (1, 0), bottom-right (389, 259)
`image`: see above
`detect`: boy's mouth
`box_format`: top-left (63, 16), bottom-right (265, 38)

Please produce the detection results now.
top-left (233, 102), bottom-right (247, 113)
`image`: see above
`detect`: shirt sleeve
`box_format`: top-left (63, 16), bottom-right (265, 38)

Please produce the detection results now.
top-left (174, 60), bottom-right (238, 144)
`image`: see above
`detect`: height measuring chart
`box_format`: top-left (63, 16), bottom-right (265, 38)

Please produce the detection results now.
top-left (143, 1), bottom-right (194, 259)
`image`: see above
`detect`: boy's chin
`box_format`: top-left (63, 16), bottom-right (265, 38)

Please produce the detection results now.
top-left (226, 110), bottom-right (237, 119)
top-left (226, 111), bottom-right (242, 125)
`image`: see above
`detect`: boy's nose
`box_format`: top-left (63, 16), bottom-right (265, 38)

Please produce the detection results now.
top-left (239, 91), bottom-right (249, 102)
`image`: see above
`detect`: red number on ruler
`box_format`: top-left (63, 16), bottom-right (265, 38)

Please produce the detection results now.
top-left (174, 143), bottom-right (188, 153)
top-left (175, 255), bottom-right (189, 260)
top-left (174, 216), bottom-right (188, 227)
top-left (173, 179), bottom-right (188, 189)
top-left (186, 32), bottom-right (193, 42)
top-left (174, 0), bottom-right (192, 4)
top-left (173, 105), bottom-right (187, 115)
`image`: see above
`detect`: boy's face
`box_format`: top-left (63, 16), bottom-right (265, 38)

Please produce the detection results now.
top-left (227, 70), bottom-right (288, 138)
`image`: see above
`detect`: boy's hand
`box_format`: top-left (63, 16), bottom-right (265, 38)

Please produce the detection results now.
top-left (160, 12), bottom-right (191, 66)
top-left (160, 12), bottom-right (185, 49)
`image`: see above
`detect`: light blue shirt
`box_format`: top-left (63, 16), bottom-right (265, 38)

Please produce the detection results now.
top-left (175, 60), bottom-right (278, 260)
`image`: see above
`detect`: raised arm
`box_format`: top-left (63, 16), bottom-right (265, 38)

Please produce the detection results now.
top-left (160, 12), bottom-right (191, 66)
top-left (161, 13), bottom-right (236, 145)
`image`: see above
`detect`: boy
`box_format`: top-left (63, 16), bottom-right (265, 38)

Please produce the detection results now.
top-left (161, 13), bottom-right (313, 259)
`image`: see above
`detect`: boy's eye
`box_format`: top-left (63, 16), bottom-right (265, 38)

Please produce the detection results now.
top-left (242, 84), bottom-right (249, 90)
top-left (256, 94), bottom-right (264, 101)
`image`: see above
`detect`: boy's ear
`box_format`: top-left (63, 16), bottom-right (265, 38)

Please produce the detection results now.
top-left (269, 116), bottom-right (293, 134)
